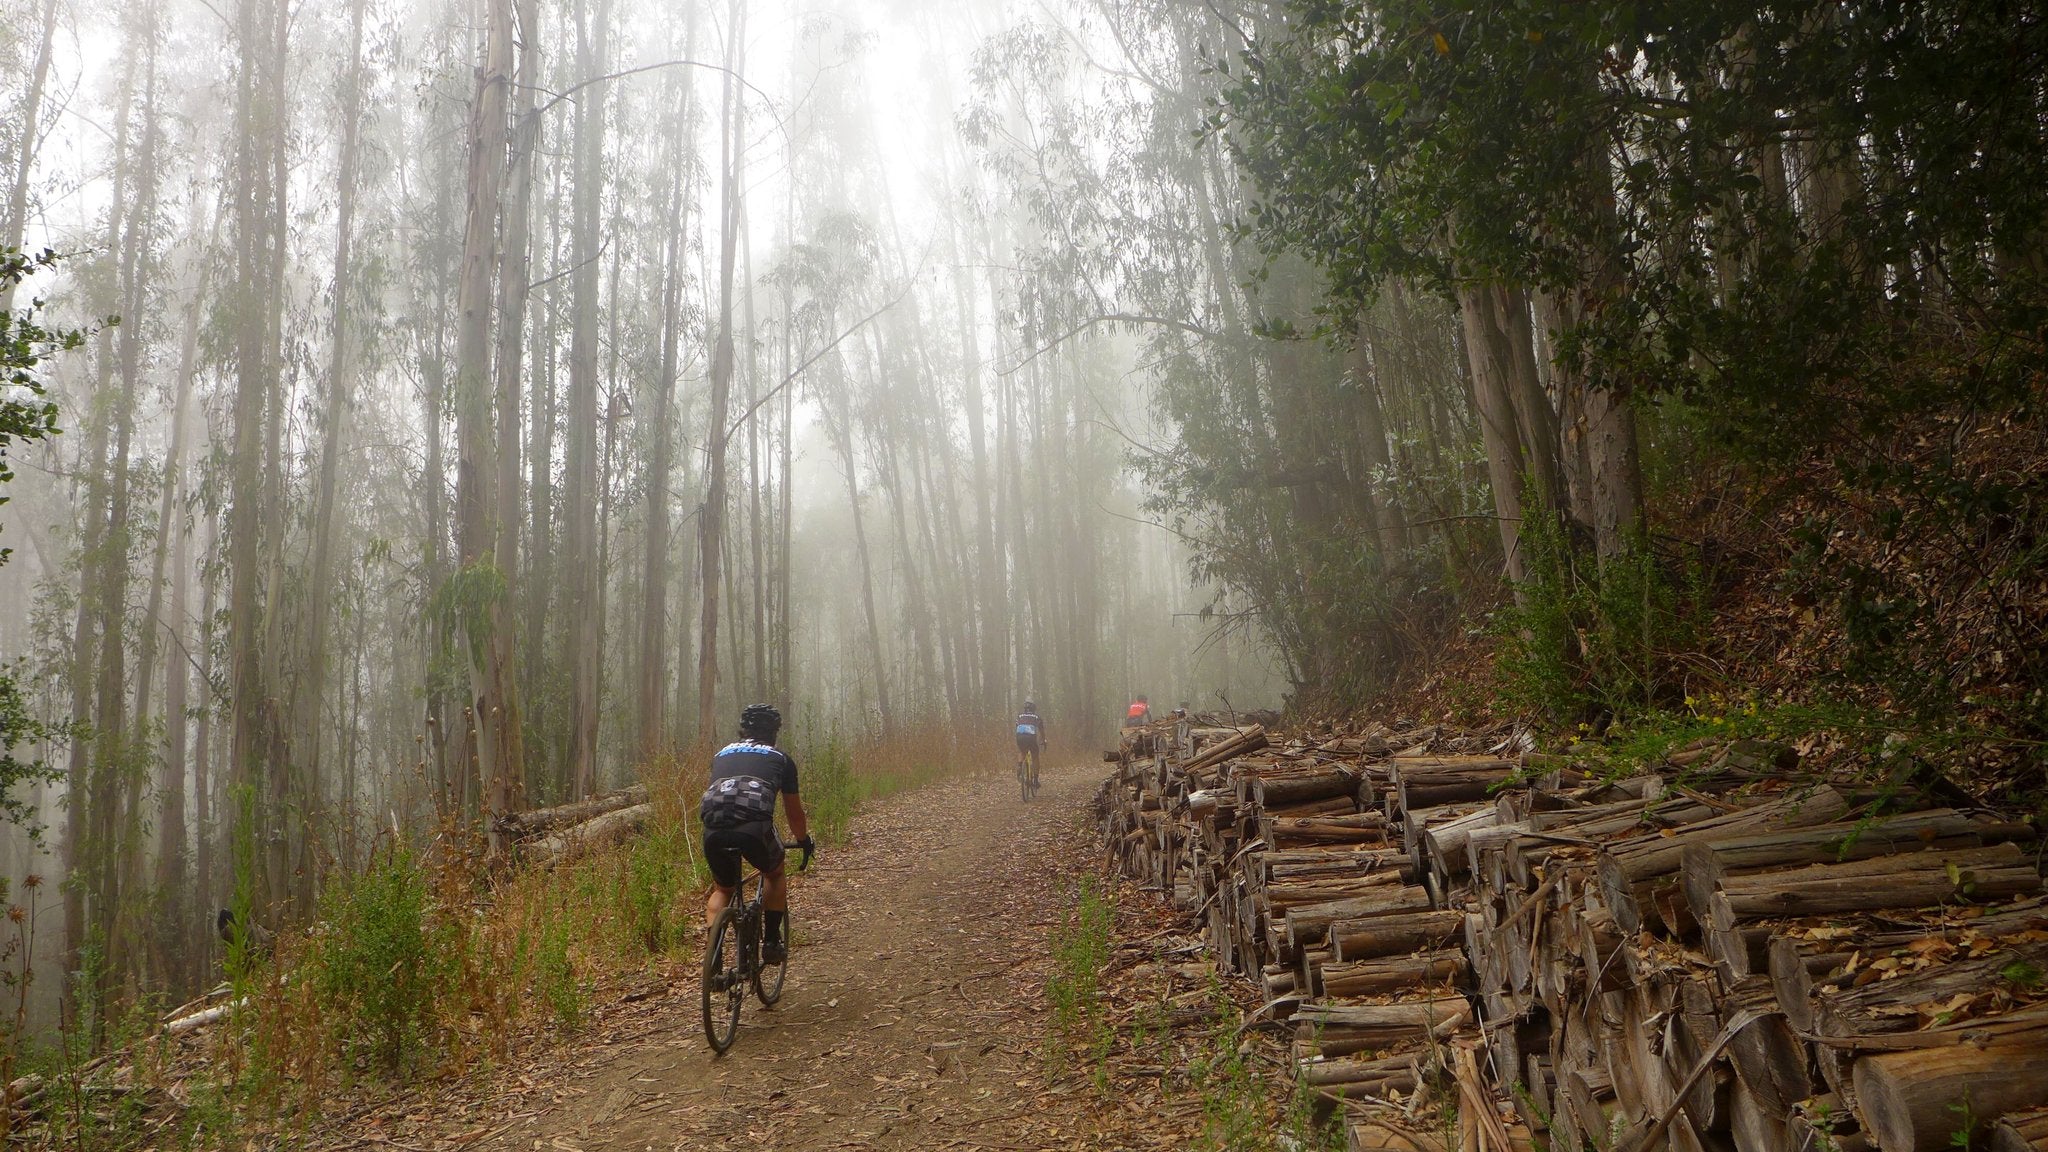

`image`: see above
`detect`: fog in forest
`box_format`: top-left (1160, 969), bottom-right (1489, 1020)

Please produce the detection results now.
top-left (0, 0), bottom-right (1317, 1031)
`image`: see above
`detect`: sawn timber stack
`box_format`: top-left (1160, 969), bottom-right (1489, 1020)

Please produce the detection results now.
top-left (1096, 722), bottom-right (2048, 1152)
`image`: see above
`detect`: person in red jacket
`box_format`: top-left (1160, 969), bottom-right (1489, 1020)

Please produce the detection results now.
top-left (1122, 695), bottom-right (1151, 728)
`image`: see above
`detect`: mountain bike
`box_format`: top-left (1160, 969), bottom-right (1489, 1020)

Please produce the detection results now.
top-left (701, 839), bottom-right (811, 1054)
top-left (1017, 742), bottom-right (1040, 802)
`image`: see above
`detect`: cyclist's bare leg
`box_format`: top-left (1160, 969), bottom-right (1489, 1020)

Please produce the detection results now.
top-left (705, 884), bottom-right (735, 929)
top-left (763, 864), bottom-right (788, 913)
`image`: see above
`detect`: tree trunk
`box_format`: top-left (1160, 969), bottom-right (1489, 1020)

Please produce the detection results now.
top-left (226, 0), bottom-right (281, 929)
top-left (491, 0), bottom-right (541, 810)
top-left (294, 0), bottom-right (368, 885)
top-left (453, 0), bottom-right (519, 836)
top-left (190, 524), bottom-right (218, 966)
top-left (106, 17), bottom-right (169, 991)
top-left (695, 0), bottom-right (746, 745)
top-left (820, 353), bottom-right (891, 735)
top-left (637, 56), bottom-right (692, 762)
top-left (1454, 281), bottom-right (1530, 586)
top-left (0, 0), bottom-right (57, 315)
top-left (563, 0), bottom-right (611, 796)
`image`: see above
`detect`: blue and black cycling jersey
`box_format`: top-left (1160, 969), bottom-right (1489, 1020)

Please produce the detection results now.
top-left (1015, 712), bottom-right (1043, 744)
top-left (709, 740), bottom-right (800, 795)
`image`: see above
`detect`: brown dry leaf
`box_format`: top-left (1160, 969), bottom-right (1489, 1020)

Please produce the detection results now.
top-left (1905, 936), bottom-right (1955, 958)
top-left (1806, 926), bottom-right (1858, 941)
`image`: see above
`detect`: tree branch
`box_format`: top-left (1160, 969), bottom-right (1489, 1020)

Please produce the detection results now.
top-left (997, 312), bottom-right (1219, 376)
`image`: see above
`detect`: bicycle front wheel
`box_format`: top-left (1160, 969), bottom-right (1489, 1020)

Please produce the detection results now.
top-left (754, 912), bottom-right (789, 1006)
top-left (701, 905), bottom-right (745, 1053)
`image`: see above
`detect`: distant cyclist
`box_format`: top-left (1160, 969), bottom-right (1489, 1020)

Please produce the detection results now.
top-left (699, 703), bottom-right (812, 964)
top-left (1123, 694), bottom-right (1152, 728)
top-left (1015, 699), bottom-right (1045, 780)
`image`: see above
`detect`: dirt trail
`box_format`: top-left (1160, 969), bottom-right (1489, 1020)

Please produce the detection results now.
top-left (354, 763), bottom-right (1149, 1152)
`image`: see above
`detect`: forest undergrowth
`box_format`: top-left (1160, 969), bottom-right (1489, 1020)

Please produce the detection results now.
top-left (1384, 374), bottom-right (2048, 818)
top-left (2, 722), bottom-right (1004, 1150)
top-left (1042, 874), bottom-right (1346, 1152)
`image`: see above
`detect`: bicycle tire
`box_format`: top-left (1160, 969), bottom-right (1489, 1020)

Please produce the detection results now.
top-left (1020, 757), bottom-right (1030, 802)
top-left (701, 905), bottom-right (745, 1054)
top-left (754, 910), bottom-right (789, 1005)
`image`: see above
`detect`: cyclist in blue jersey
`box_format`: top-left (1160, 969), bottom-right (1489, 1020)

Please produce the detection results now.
top-left (1015, 700), bottom-right (1045, 781)
top-left (699, 703), bottom-right (812, 964)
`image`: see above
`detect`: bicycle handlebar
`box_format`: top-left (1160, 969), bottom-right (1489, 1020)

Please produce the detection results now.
top-left (783, 839), bottom-right (814, 871)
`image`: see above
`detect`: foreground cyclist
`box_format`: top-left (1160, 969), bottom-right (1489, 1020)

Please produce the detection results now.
top-left (700, 703), bottom-right (812, 964)
top-left (1015, 698), bottom-right (1045, 780)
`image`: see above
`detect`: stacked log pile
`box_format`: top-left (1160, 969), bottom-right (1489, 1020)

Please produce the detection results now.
top-left (1097, 725), bottom-right (2048, 1152)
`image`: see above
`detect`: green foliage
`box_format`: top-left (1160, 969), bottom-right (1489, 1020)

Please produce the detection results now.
top-left (1221, 0), bottom-right (2048, 759)
top-left (1493, 503), bottom-right (1709, 727)
top-left (800, 732), bottom-right (857, 846)
top-left (0, 248), bottom-right (79, 521)
top-left (427, 561), bottom-right (507, 687)
top-left (0, 248), bottom-right (84, 840)
top-left (1182, 979), bottom-right (1341, 1152)
top-left (1949, 1093), bottom-right (1981, 1150)
top-left (310, 849), bottom-right (453, 1074)
top-left (0, 662), bottom-right (60, 841)
top-left (1044, 878), bottom-right (1114, 1076)
top-left (2000, 960), bottom-right (2043, 990)
top-left (622, 821), bottom-right (688, 956)
top-left (533, 916), bottom-right (581, 1030)
top-left (223, 786), bottom-right (261, 987)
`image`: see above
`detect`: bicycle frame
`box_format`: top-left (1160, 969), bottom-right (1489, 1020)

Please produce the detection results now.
top-left (702, 839), bottom-right (810, 1053)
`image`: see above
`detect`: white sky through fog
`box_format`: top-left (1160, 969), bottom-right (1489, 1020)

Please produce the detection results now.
top-left (2, 0), bottom-right (1286, 716)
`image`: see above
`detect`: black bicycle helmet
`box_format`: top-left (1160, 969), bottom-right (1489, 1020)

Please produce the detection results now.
top-left (1023, 699), bottom-right (1037, 712)
top-left (739, 702), bottom-right (782, 738)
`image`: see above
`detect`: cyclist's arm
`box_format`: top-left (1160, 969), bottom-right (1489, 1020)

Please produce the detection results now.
top-left (783, 792), bottom-right (810, 843)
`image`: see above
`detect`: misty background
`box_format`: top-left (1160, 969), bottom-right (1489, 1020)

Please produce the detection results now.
top-left (0, 0), bottom-right (1310, 1030)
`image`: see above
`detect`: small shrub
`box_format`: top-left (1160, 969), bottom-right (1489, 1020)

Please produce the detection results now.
top-left (312, 848), bottom-right (453, 1074)
top-left (624, 821), bottom-right (689, 956)
top-left (1495, 498), bottom-right (1711, 728)
top-left (801, 733), bottom-right (858, 845)
top-left (1045, 878), bottom-right (1114, 1076)
top-left (535, 916), bottom-right (581, 1029)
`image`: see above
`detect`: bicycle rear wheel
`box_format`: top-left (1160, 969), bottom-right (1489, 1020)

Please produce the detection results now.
top-left (701, 905), bottom-right (745, 1053)
top-left (754, 910), bottom-right (789, 1005)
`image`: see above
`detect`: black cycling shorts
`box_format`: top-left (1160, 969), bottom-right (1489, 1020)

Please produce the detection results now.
top-left (704, 820), bottom-right (784, 890)
top-left (1016, 732), bottom-right (1041, 755)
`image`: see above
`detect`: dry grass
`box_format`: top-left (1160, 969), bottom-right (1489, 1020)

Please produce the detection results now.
top-left (19, 722), bottom-right (999, 1149)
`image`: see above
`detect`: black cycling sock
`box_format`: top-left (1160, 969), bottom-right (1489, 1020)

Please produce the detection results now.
top-left (764, 909), bottom-right (786, 944)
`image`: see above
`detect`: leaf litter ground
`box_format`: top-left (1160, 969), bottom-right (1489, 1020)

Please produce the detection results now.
top-left (298, 763), bottom-right (1239, 1152)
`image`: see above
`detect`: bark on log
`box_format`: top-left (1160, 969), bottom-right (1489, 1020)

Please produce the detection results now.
top-left (1851, 1029), bottom-right (2048, 1152)
top-left (526, 802), bottom-right (654, 862)
top-left (1287, 886), bottom-right (1436, 950)
top-left (1767, 899), bottom-right (2048, 1031)
top-left (1708, 843), bottom-right (2041, 923)
top-left (1319, 948), bottom-right (1469, 997)
top-left (1993, 1108), bottom-right (2048, 1152)
top-left (1391, 758), bottom-right (1521, 812)
top-left (1812, 943), bottom-right (2048, 1043)
top-left (497, 784), bottom-right (650, 836)
top-left (1255, 765), bottom-right (1365, 807)
top-left (1331, 909), bottom-right (1468, 962)
top-left (1184, 725), bottom-right (1267, 777)
top-left (1598, 786), bottom-right (1852, 934)
top-left (1294, 996), bottom-right (1471, 1058)
top-left (1347, 1122), bottom-right (1450, 1152)
top-left (1678, 811), bottom-right (2033, 922)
